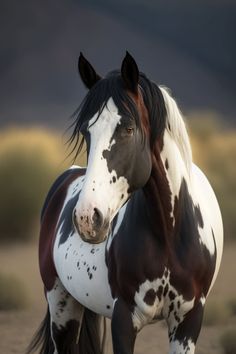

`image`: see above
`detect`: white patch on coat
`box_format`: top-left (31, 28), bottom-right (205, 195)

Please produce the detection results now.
top-left (200, 295), bottom-right (206, 306)
top-left (160, 130), bottom-right (190, 225)
top-left (54, 225), bottom-right (114, 318)
top-left (160, 123), bottom-right (223, 296)
top-left (160, 87), bottom-right (192, 226)
top-left (169, 339), bottom-right (195, 354)
top-left (160, 87), bottom-right (192, 176)
top-left (159, 155), bottom-right (223, 296)
top-left (159, 88), bottom-right (223, 290)
top-left (74, 97), bottom-right (129, 238)
top-left (47, 278), bottom-right (84, 329)
top-left (69, 165), bottom-right (84, 169)
top-left (191, 164), bottom-right (223, 295)
top-left (54, 175), bottom-right (84, 230)
top-left (132, 268), bottom-right (195, 331)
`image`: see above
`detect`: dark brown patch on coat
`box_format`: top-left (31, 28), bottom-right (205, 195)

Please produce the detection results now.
top-left (156, 285), bottom-right (163, 300)
top-left (169, 178), bottom-right (216, 300)
top-left (194, 204), bottom-right (204, 228)
top-left (107, 169), bottom-right (173, 306)
top-left (143, 289), bottom-right (156, 306)
top-left (108, 169), bottom-right (216, 322)
top-left (173, 300), bottom-right (204, 345)
top-left (107, 141), bottom-right (174, 305)
top-left (165, 159), bottom-right (169, 170)
top-left (143, 142), bottom-right (174, 242)
top-left (112, 298), bottom-right (137, 353)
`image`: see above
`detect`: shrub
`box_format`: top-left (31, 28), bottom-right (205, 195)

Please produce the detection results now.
top-left (0, 273), bottom-right (28, 310)
top-left (220, 329), bottom-right (236, 354)
top-left (0, 128), bottom-right (85, 243)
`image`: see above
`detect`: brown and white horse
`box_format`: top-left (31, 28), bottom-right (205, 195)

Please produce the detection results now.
top-left (27, 52), bottom-right (223, 354)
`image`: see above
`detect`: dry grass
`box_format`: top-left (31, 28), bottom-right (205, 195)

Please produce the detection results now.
top-left (220, 329), bottom-right (236, 354)
top-left (203, 301), bottom-right (230, 326)
top-left (0, 273), bottom-right (28, 311)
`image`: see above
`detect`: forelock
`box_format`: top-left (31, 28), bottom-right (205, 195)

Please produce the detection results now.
top-left (68, 71), bottom-right (167, 159)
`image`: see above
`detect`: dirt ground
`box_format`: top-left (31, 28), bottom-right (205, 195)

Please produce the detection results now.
top-left (0, 241), bottom-right (235, 354)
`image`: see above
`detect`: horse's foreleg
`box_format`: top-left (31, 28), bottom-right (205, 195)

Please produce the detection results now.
top-left (111, 298), bottom-right (137, 354)
top-left (47, 277), bottom-right (84, 354)
top-left (168, 300), bottom-right (204, 354)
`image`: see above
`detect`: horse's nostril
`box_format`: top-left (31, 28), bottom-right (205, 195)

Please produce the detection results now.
top-left (93, 208), bottom-right (103, 229)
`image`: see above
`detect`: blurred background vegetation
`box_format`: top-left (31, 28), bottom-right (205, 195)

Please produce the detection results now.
top-left (0, 114), bottom-right (235, 245)
top-left (0, 128), bottom-right (71, 243)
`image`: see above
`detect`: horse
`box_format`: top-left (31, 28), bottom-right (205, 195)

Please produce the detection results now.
top-left (27, 52), bottom-right (223, 354)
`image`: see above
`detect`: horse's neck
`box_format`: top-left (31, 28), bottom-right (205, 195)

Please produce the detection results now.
top-left (143, 131), bottom-right (191, 244)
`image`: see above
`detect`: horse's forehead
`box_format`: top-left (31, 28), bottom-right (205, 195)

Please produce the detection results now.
top-left (88, 97), bottom-right (121, 132)
top-left (106, 97), bottom-right (120, 113)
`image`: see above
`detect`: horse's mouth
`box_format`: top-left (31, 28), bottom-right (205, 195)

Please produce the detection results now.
top-left (79, 236), bottom-right (106, 245)
top-left (78, 228), bottom-right (109, 244)
top-left (73, 211), bottom-right (110, 244)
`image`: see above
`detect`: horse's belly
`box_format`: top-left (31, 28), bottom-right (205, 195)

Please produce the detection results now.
top-left (53, 231), bottom-right (114, 318)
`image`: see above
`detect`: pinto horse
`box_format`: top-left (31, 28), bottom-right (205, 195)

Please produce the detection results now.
top-left (28, 52), bottom-right (223, 354)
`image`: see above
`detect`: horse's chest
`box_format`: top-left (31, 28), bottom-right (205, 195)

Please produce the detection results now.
top-left (53, 232), bottom-right (114, 318)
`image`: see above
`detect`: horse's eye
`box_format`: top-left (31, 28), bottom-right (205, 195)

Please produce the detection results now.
top-left (126, 127), bottom-right (134, 136)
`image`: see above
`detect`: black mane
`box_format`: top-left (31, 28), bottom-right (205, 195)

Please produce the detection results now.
top-left (69, 71), bottom-right (167, 159)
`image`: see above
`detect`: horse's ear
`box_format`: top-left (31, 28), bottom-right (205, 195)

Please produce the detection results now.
top-left (78, 53), bottom-right (101, 89)
top-left (121, 51), bottom-right (139, 94)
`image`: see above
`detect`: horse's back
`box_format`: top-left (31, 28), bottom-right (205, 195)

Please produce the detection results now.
top-left (192, 163), bottom-right (223, 293)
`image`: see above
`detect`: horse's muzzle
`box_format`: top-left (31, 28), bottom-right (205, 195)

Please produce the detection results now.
top-left (73, 208), bottom-right (109, 244)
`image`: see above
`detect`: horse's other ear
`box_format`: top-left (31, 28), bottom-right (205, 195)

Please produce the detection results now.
top-left (121, 51), bottom-right (139, 94)
top-left (78, 53), bottom-right (101, 89)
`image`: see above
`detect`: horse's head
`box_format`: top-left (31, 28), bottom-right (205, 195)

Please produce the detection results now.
top-left (72, 52), bottom-right (166, 243)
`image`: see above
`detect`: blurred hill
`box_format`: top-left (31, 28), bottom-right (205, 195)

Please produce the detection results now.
top-left (0, 0), bottom-right (235, 128)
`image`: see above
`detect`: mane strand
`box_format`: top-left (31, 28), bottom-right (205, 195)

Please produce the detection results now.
top-left (160, 87), bottom-right (192, 175)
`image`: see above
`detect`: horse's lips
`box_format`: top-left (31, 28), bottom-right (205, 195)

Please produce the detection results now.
top-left (78, 236), bottom-right (106, 245)
top-left (78, 228), bottom-right (109, 244)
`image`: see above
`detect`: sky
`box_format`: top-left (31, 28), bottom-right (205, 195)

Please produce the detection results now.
top-left (0, 0), bottom-right (235, 129)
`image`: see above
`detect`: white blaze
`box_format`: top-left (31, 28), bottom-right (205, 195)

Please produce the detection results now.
top-left (75, 97), bottom-right (129, 237)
